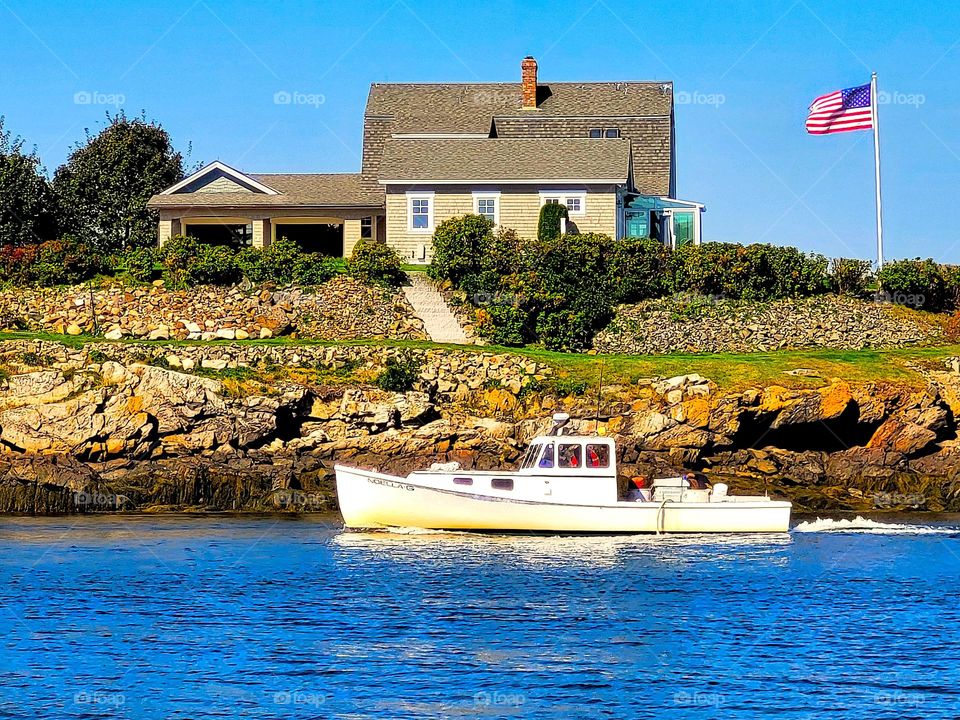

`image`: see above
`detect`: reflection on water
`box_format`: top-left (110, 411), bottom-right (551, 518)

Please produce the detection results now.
top-left (1, 515), bottom-right (959, 719)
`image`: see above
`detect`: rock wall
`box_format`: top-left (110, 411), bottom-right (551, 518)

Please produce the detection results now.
top-left (3, 340), bottom-right (960, 515)
top-left (0, 277), bottom-right (428, 341)
top-left (594, 295), bottom-right (942, 354)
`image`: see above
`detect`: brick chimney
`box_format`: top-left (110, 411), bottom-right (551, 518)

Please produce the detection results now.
top-left (521, 56), bottom-right (538, 109)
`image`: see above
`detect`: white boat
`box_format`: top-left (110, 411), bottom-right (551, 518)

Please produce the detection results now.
top-left (335, 414), bottom-right (792, 534)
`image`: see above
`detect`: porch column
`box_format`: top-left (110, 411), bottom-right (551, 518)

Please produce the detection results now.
top-left (252, 219), bottom-right (272, 249)
top-left (158, 218), bottom-right (181, 247)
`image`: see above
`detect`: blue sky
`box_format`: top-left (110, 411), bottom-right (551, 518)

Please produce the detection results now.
top-left (2, 0), bottom-right (958, 261)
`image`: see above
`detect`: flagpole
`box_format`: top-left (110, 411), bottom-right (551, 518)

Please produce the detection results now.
top-left (871, 72), bottom-right (884, 270)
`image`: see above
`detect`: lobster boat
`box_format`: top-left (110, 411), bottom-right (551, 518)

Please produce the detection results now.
top-left (335, 414), bottom-right (791, 534)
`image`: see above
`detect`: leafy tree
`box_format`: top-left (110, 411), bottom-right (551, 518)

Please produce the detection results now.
top-left (53, 112), bottom-right (186, 252)
top-left (0, 117), bottom-right (57, 246)
top-left (537, 202), bottom-right (568, 242)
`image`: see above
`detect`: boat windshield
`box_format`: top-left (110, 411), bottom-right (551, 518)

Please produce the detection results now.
top-left (519, 443), bottom-right (541, 470)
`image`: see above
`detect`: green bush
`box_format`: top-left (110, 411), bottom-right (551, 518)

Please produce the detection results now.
top-left (349, 239), bottom-right (404, 286)
top-left (609, 237), bottom-right (670, 302)
top-left (157, 235), bottom-right (199, 272)
top-left (236, 238), bottom-right (301, 285)
top-left (537, 203), bottom-right (568, 242)
top-left (116, 247), bottom-right (156, 283)
top-left (17, 236), bottom-right (104, 286)
top-left (375, 352), bottom-right (419, 392)
top-left (830, 258), bottom-right (872, 296)
top-left (669, 242), bottom-right (830, 300)
top-left (293, 254), bottom-right (340, 286)
top-left (428, 214), bottom-right (494, 286)
top-left (877, 258), bottom-right (947, 311)
top-left (187, 244), bottom-right (241, 285)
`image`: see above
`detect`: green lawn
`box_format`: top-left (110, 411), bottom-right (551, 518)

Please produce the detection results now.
top-left (1, 330), bottom-right (955, 390)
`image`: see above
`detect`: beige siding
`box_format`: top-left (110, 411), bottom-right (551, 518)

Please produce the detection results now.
top-left (385, 185), bottom-right (620, 262)
top-left (193, 176), bottom-right (255, 193)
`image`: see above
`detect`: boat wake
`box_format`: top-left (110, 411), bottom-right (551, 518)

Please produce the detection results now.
top-left (793, 516), bottom-right (959, 535)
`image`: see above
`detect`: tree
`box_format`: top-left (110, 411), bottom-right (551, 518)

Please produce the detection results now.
top-left (0, 117), bottom-right (57, 246)
top-left (537, 202), bottom-right (568, 242)
top-left (53, 112), bottom-right (186, 252)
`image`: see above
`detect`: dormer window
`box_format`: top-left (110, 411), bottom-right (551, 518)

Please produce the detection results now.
top-left (605, 128), bottom-right (620, 138)
top-left (589, 128), bottom-right (602, 138)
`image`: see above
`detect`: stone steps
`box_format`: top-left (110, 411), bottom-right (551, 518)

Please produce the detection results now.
top-left (401, 273), bottom-right (469, 344)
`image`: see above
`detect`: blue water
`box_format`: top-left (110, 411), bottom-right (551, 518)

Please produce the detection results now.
top-left (1, 515), bottom-right (959, 719)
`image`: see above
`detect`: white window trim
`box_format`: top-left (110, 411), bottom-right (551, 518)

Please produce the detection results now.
top-left (472, 190), bottom-right (501, 226)
top-left (539, 191), bottom-right (587, 217)
top-left (406, 191), bottom-right (435, 233)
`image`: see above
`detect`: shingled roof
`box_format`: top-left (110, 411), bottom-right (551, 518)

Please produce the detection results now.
top-left (148, 172), bottom-right (384, 209)
top-left (366, 82), bottom-right (673, 132)
top-left (363, 81), bottom-right (674, 194)
top-left (378, 138), bottom-right (632, 183)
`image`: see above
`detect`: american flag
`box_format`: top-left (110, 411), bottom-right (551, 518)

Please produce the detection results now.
top-left (806, 83), bottom-right (874, 135)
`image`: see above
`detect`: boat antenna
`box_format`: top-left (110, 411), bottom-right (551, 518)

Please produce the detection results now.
top-left (594, 358), bottom-right (604, 429)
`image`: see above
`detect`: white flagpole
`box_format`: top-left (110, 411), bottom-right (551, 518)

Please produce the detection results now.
top-left (871, 72), bottom-right (884, 269)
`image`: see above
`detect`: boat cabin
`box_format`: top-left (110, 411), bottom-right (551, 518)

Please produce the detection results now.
top-left (517, 436), bottom-right (617, 477)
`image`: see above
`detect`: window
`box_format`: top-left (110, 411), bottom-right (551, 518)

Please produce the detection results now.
top-left (473, 192), bottom-right (500, 225)
top-left (558, 443), bottom-right (582, 469)
top-left (491, 478), bottom-right (514, 491)
top-left (589, 128), bottom-right (602, 138)
top-left (605, 128), bottom-right (620, 138)
top-left (360, 216), bottom-right (372, 239)
top-left (540, 192), bottom-right (585, 216)
top-left (538, 442), bottom-right (555, 469)
top-left (586, 444), bottom-right (610, 469)
top-left (453, 477), bottom-right (473, 486)
top-left (407, 193), bottom-right (434, 232)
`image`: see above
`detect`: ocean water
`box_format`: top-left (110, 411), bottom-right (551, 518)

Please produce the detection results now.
top-left (1, 515), bottom-right (959, 719)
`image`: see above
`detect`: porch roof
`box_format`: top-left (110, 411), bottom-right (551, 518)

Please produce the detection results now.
top-left (148, 170), bottom-right (384, 210)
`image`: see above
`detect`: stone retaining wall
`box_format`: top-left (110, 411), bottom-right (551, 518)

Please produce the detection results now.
top-left (594, 295), bottom-right (943, 355)
top-left (0, 277), bottom-right (427, 342)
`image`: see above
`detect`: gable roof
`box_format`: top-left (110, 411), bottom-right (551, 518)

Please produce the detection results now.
top-left (148, 171), bottom-right (384, 209)
top-left (378, 138), bottom-right (632, 184)
top-left (366, 82), bottom-right (673, 133)
top-left (159, 161), bottom-right (281, 195)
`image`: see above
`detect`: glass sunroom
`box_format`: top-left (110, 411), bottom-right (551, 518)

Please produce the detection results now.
top-left (623, 195), bottom-right (705, 248)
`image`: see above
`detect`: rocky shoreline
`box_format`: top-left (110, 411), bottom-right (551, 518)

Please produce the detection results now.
top-left (2, 340), bottom-right (960, 515)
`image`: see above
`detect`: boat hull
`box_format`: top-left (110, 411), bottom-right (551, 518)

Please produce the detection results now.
top-left (335, 466), bottom-right (792, 534)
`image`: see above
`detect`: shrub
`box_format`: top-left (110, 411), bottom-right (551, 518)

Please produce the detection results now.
top-left (428, 214), bottom-right (494, 285)
top-left (830, 258), bottom-right (872, 296)
top-left (187, 244), bottom-right (241, 285)
top-left (609, 237), bottom-right (670, 303)
top-left (375, 352), bottom-right (418, 392)
top-left (157, 235), bottom-right (200, 272)
top-left (25, 236), bottom-right (103, 286)
top-left (537, 203), bottom-right (568, 242)
top-left (293, 254), bottom-right (340, 286)
top-left (349, 239), bottom-right (404, 286)
top-left (236, 238), bottom-right (301, 285)
top-left (670, 242), bottom-right (830, 301)
top-left (116, 247), bottom-right (156, 283)
top-left (877, 258), bottom-right (948, 312)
